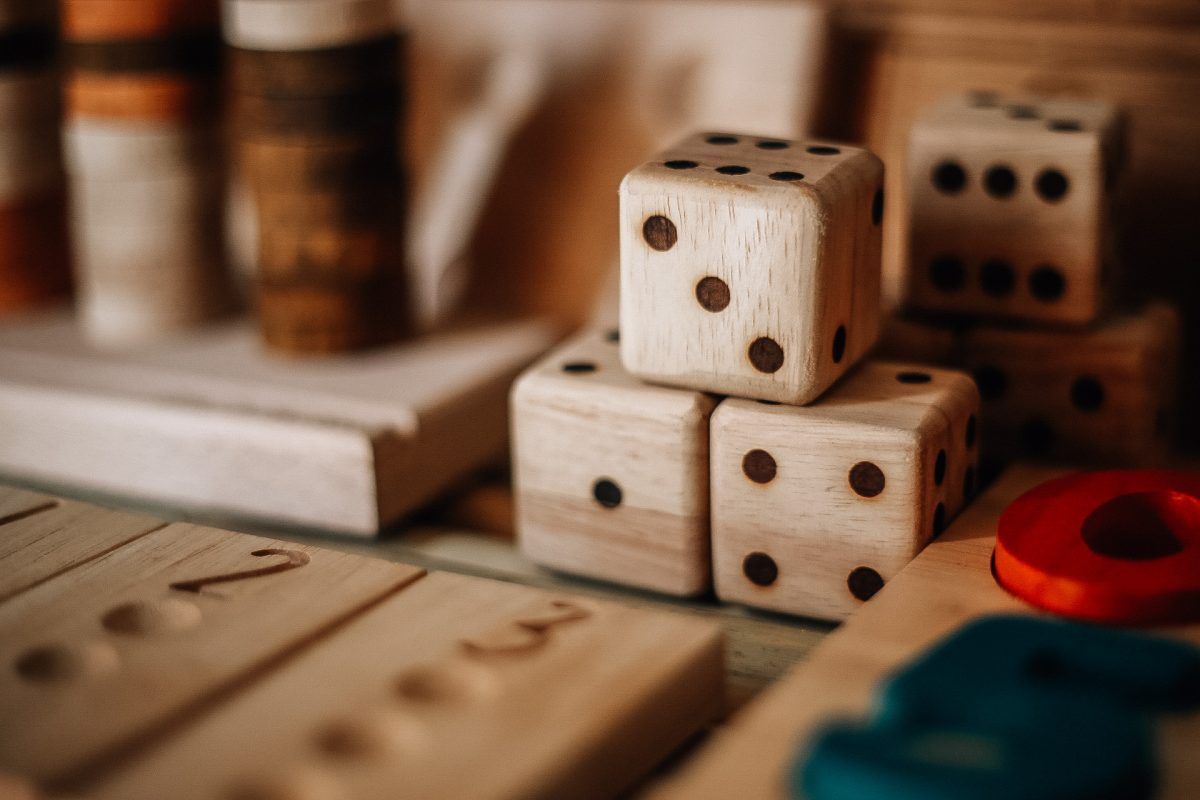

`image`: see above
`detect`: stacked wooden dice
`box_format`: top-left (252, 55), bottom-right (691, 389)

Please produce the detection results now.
top-left (885, 92), bottom-right (1180, 464)
top-left (0, 0), bottom-right (72, 316)
top-left (60, 0), bottom-right (231, 346)
top-left (513, 133), bottom-right (982, 621)
top-left (224, 0), bottom-right (409, 354)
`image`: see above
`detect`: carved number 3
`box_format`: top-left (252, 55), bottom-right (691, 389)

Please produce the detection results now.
top-left (170, 549), bottom-right (311, 594)
top-left (461, 601), bottom-right (591, 658)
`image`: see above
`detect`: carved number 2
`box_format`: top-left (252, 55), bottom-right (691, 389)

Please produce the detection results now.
top-left (461, 601), bottom-right (591, 657)
top-left (170, 549), bottom-right (311, 593)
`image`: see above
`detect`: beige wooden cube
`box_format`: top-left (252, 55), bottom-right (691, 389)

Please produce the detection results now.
top-left (620, 131), bottom-right (884, 404)
top-left (959, 302), bottom-right (1179, 464)
top-left (511, 329), bottom-right (718, 596)
top-left (904, 92), bottom-right (1125, 325)
top-left (711, 360), bottom-right (980, 621)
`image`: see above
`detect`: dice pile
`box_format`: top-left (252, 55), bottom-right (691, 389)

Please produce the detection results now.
top-left (885, 92), bottom-right (1179, 464)
top-left (224, 0), bottom-right (409, 354)
top-left (513, 132), bottom-right (981, 620)
top-left (61, 0), bottom-right (231, 346)
top-left (0, 0), bottom-right (71, 316)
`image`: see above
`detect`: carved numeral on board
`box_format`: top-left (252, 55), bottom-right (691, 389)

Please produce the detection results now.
top-left (170, 549), bottom-right (310, 594)
top-left (461, 601), bottom-right (591, 657)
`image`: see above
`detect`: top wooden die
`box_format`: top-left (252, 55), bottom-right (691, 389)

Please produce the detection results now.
top-left (904, 93), bottom-right (1126, 325)
top-left (619, 132), bottom-right (884, 405)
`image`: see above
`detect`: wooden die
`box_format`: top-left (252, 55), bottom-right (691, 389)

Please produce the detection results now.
top-left (511, 329), bottom-right (717, 596)
top-left (904, 92), bottom-right (1125, 325)
top-left (620, 132), bottom-right (884, 404)
top-left (711, 360), bottom-right (981, 620)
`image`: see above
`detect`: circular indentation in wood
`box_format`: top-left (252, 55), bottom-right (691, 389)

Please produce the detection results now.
top-left (15, 641), bottom-right (119, 684)
top-left (743, 552), bottom-right (778, 587)
top-left (664, 160), bottom-right (698, 170)
top-left (1071, 376), bottom-right (1105, 412)
top-left (931, 161), bottom-right (966, 194)
top-left (1020, 418), bottom-right (1055, 455)
top-left (964, 466), bottom-right (977, 499)
top-left (807, 145), bottom-right (840, 155)
top-left (1048, 119), bottom-right (1082, 132)
top-left (896, 371), bottom-right (932, 384)
top-left (934, 450), bottom-right (947, 486)
top-left (561, 362), bottom-right (596, 374)
top-left (695, 277), bottom-right (730, 312)
top-left (929, 255), bottom-right (966, 292)
top-left (224, 766), bottom-right (346, 800)
top-left (832, 326), bottom-right (847, 364)
top-left (1005, 104), bottom-right (1039, 119)
top-left (102, 598), bottom-right (202, 636)
top-left (642, 215), bottom-right (677, 251)
top-left (1034, 168), bottom-right (1069, 202)
top-left (849, 462), bottom-right (885, 498)
top-left (748, 337), bottom-right (784, 373)
top-left (983, 165), bottom-right (1018, 198)
top-left (395, 662), bottom-right (498, 704)
top-left (872, 187), bottom-right (884, 225)
top-left (980, 259), bottom-right (1015, 297)
top-left (933, 502), bottom-right (947, 539)
top-left (968, 90), bottom-right (999, 108)
top-left (973, 366), bottom-right (1007, 401)
top-left (716, 165), bottom-right (749, 175)
top-left (756, 140), bottom-right (788, 150)
top-left (706, 134), bottom-right (738, 145)
top-left (592, 478), bottom-right (622, 508)
top-left (605, 329), bottom-right (619, 344)
top-left (769, 171), bottom-right (804, 182)
top-left (1028, 266), bottom-right (1066, 301)
top-left (966, 415), bottom-right (977, 448)
top-left (847, 567), bottom-right (884, 601)
top-left (1082, 491), bottom-right (1194, 561)
top-left (742, 449), bottom-right (777, 484)
top-left (313, 711), bottom-right (425, 760)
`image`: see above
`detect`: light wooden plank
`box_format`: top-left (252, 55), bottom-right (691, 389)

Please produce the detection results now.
top-left (0, 313), bottom-right (558, 534)
top-left (0, 523), bottom-right (423, 787)
top-left (650, 464), bottom-right (1200, 799)
top-left (86, 571), bottom-right (724, 800)
top-left (0, 498), bottom-right (164, 602)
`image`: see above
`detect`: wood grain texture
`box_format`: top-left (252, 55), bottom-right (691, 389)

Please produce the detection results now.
top-left (0, 523), bottom-right (422, 787)
top-left (619, 132), bottom-right (882, 405)
top-left (903, 92), bottom-right (1122, 325)
top-left (650, 463), bottom-right (1200, 799)
top-left (0, 314), bottom-right (557, 534)
top-left (86, 570), bottom-right (723, 800)
top-left (512, 329), bottom-right (717, 596)
top-left (711, 359), bottom-right (980, 621)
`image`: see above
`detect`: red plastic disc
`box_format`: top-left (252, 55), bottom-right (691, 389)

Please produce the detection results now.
top-left (995, 470), bottom-right (1200, 625)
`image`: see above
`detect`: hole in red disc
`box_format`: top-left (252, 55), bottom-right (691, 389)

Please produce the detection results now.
top-left (1081, 490), bottom-right (1199, 561)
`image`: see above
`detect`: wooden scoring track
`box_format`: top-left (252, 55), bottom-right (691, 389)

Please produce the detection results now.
top-left (649, 464), bottom-right (1200, 799)
top-left (0, 484), bottom-right (723, 799)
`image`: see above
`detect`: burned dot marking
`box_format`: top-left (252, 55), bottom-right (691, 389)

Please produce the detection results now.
top-left (973, 366), bottom-right (1007, 401)
top-left (1071, 376), bottom-right (1105, 411)
top-left (642, 215), bottom-right (677, 251)
top-left (742, 449), bottom-right (777, 484)
top-left (929, 255), bottom-right (966, 292)
top-left (1048, 119), bottom-right (1082, 132)
top-left (749, 337), bottom-right (784, 373)
top-left (706, 135), bottom-right (738, 145)
top-left (1020, 419), bottom-right (1055, 455)
top-left (664, 160), bottom-right (698, 170)
top-left (980, 259), bottom-right (1015, 297)
top-left (983, 165), bottom-right (1017, 198)
top-left (933, 503), bottom-right (947, 539)
top-left (896, 371), bottom-right (932, 384)
top-left (807, 145), bottom-right (840, 155)
top-left (696, 277), bottom-right (731, 312)
top-left (964, 466), bottom-right (977, 498)
top-left (849, 462), bottom-right (885, 498)
top-left (1006, 104), bottom-right (1039, 119)
top-left (872, 187), bottom-right (884, 226)
top-left (934, 449), bottom-right (947, 486)
top-left (561, 362), bottom-right (596, 374)
top-left (756, 140), bottom-right (789, 150)
top-left (592, 478), bottom-right (622, 508)
top-left (832, 326), bottom-right (847, 363)
top-left (716, 165), bottom-right (750, 175)
top-left (931, 161), bottom-right (967, 194)
top-left (743, 552), bottom-right (778, 587)
top-left (1028, 266), bottom-right (1066, 302)
top-left (769, 171), bottom-right (804, 182)
top-left (966, 415), bottom-right (977, 448)
top-left (847, 567), bottom-right (884, 601)
top-left (605, 329), bottom-right (619, 343)
top-left (1035, 169), bottom-right (1069, 202)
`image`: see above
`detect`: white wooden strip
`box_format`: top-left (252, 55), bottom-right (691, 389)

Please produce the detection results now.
top-left (222, 0), bottom-right (396, 51)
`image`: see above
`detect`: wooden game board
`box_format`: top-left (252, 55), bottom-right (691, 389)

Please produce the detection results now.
top-left (649, 463), bottom-right (1200, 799)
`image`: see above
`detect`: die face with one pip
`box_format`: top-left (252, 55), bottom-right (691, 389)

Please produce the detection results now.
top-left (511, 328), bottom-right (718, 596)
top-left (711, 360), bottom-right (981, 621)
top-left (905, 93), bottom-right (1125, 325)
top-left (620, 132), bottom-right (884, 405)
